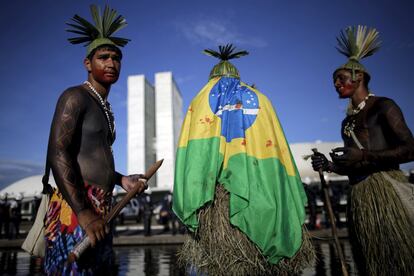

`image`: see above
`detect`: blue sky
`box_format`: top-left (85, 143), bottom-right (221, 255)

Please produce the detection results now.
top-left (1, 0), bottom-right (413, 187)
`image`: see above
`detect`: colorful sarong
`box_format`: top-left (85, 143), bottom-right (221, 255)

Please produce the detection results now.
top-left (44, 183), bottom-right (113, 275)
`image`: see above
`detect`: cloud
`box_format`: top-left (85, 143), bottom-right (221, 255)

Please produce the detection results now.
top-left (0, 160), bottom-right (43, 190)
top-left (175, 74), bottom-right (195, 85)
top-left (177, 19), bottom-right (267, 48)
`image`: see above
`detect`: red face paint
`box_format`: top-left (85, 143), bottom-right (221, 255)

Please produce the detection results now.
top-left (333, 70), bottom-right (356, 98)
top-left (339, 82), bottom-right (356, 98)
top-left (89, 49), bottom-right (121, 85)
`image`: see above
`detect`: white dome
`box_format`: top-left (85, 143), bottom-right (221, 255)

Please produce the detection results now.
top-left (0, 174), bottom-right (56, 198)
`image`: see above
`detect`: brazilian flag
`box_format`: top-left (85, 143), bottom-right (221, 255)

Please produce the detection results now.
top-left (173, 45), bottom-right (307, 264)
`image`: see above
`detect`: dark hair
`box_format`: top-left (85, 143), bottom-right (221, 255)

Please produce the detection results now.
top-left (86, 44), bottom-right (123, 60)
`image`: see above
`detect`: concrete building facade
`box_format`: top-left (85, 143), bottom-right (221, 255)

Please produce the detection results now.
top-left (155, 72), bottom-right (183, 191)
top-left (127, 72), bottom-right (183, 191)
top-left (127, 75), bottom-right (156, 187)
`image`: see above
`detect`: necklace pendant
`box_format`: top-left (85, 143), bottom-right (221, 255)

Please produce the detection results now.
top-left (344, 120), bottom-right (355, 137)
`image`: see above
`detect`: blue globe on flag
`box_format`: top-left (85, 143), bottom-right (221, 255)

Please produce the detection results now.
top-left (209, 77), bottom-right (259, 142)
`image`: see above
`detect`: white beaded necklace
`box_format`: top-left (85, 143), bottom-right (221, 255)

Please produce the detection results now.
top-left (84, 81), bottom-right (115, 139)
top-left (346, 93), bottom-right (375, 116)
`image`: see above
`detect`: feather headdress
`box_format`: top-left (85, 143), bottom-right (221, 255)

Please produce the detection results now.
top-left (66, 5), bottom-right (130, 56)
top-left (204, 44), bottom-right (248, 80)
top-left (335, 25), bottom-right (381, 79)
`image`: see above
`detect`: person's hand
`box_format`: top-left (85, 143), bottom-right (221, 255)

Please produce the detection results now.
top-left (77, 209), bottom-right (108, 247)
top-left (121, 174), bottom-right (148, 193)
top-left (330, 147), bottom-right (364, 167)
top-left (311, 152), bottom-right (331, 172)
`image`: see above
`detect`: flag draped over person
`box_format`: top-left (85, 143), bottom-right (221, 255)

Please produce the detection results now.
top-left (173, 45), bottom-right (313, 275)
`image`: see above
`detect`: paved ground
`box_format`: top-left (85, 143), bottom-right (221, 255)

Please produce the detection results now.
top-left (0, 219), bottom-right (348, 249)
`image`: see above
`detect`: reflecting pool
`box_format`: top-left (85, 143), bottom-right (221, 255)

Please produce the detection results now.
top-left (0, 240), bottom-right (357, 275)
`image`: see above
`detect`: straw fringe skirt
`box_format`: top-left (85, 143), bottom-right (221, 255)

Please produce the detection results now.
top-left (348, 170), bottom-right (414, 276)
top-left (178, 185), bottom-right (315, 276)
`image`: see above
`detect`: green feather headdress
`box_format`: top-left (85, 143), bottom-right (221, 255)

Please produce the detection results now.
top-left (66, 4), bottom-right (130, 56)
top-left (335, 25), bottom-right (381, 79)
top-left (203, 44), bottom-right (249, 80)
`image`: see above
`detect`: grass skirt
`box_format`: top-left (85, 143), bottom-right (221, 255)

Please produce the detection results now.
top-left (348, 170), bottom-right (414, 276)
top-left (178, 185), bottom-right (315, 276)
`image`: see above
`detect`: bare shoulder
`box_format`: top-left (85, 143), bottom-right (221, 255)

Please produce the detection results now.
top-left (372, 96), bottom-right (404, 119)
top-left (373, 96), bottom-right (398, 108)
top-left (57, 85), bottom-right (89, 107)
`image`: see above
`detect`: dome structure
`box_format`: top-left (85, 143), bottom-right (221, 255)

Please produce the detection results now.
top-left (0, 174), bottom-right (56, 198)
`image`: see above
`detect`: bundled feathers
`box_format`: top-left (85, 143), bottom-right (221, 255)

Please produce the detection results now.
top-left (204, 44), bottom-right (249, 61)
top-left (204, 44), bottom-right (249, 80)
top-left (66, 5), bottom-right (130, 54)
top-left (336, 25), bottom-right (381, 61)
top-left (334, 25), bottom-right (381, 78)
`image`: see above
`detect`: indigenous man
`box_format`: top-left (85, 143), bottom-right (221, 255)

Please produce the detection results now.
top-left (312, 25), bottom-right (414, 275)
top-left (173, 45), bottom-right (314, 275)
top-left (44, 5), bottom-right (147, 274)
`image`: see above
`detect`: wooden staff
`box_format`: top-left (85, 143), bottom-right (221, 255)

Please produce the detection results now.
top-left (311, 148), bottom-right (349, 276)
top-left (67, 159), bottom-right (164, 263)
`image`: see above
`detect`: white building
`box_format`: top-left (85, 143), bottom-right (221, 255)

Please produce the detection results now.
top-left (155, 72), bottom-right (183, 191)
top-left (127, 72), bottom-right (183, 191)
top-left (127, 75), bottom-right (156, 187)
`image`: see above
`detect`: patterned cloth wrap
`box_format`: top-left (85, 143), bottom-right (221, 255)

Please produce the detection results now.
top-left (44, 183), bottom-right (113, 275)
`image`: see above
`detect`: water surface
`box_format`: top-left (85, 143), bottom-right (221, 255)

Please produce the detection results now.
top-left (0, 240), bottom-right (357, 275)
